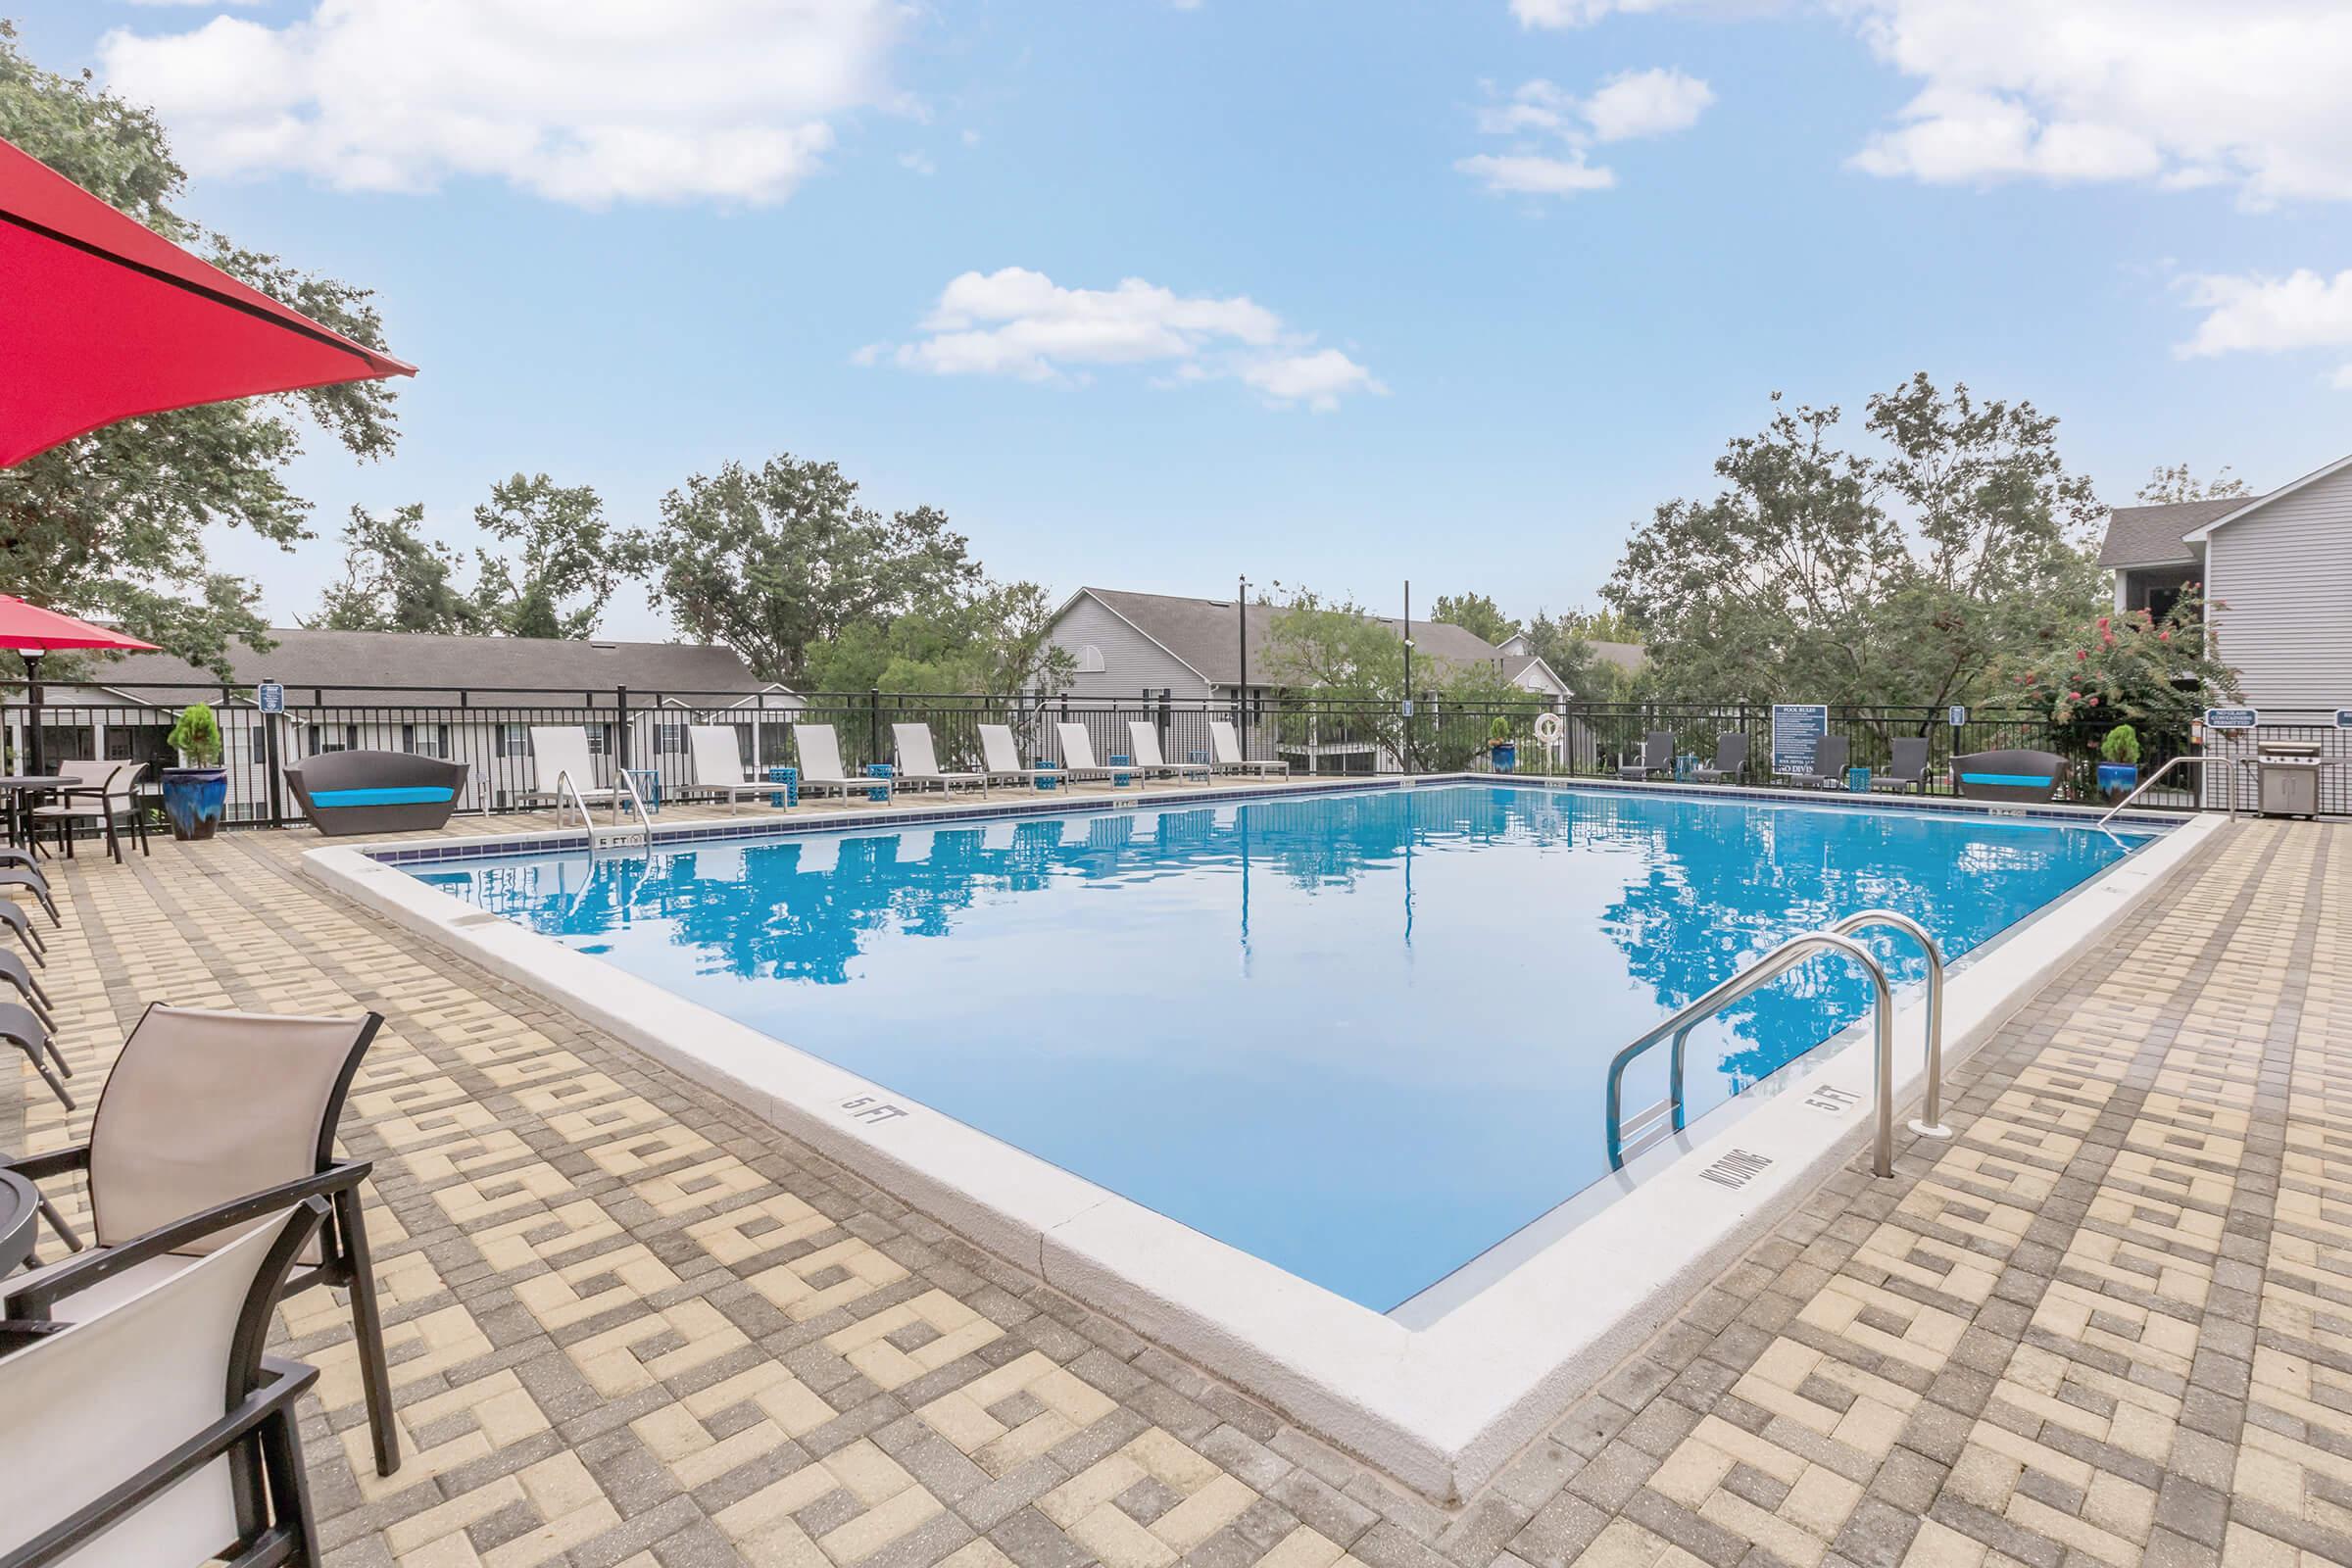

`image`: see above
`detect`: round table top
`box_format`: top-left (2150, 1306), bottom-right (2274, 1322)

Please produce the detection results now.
top-left (0, 775), bottom-right (71, 790)
top-left (0, 1168), bottom-right (35, 1281)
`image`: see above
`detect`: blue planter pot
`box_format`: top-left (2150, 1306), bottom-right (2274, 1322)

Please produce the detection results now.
top-left (2096, 762), bottom-right (2138, 800)
top-left (1490, 743), bottom-right (1515, 773)
top-left (162, 766), bottom-right (227, 840)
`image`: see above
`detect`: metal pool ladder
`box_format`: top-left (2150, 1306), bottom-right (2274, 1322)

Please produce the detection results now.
top-left (1602, 910), bottom-right (1947, 1180)
top-left (555, 767), bottom-right (653, 854)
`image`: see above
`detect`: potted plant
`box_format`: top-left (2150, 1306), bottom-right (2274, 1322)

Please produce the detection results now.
top-left (2096, 723), bottom-right (2140, 801)
top-left (162, 702), bottom-right (229, 840)
top-left (1487, 715), bottom-right (1516, 774)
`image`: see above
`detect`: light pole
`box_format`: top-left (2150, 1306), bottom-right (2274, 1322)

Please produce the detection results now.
top-left (1236, 575), bottom-right (1249, 736)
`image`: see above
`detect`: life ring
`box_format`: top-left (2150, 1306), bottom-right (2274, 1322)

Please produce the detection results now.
top-left (1533, 711), bottom-right (1564, 744)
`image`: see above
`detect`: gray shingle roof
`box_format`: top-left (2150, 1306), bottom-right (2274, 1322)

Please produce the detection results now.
top-left (90, 627), bottom-right (776, 707)
top-left (2097, 497), bottom-right (2245, 567)
top-left (1082, 588), bottom-right (1512, 688)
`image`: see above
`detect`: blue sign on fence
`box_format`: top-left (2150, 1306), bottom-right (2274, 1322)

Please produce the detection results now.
top-left (2336, 710), bottom-right (2352, 729)
top-left (1947, 706), bottom-right (1966, 727)
top-left (257, 680), bottom-right (283, 714)
top-left (2204, 707), bottom-right (2259, 731)
top-left (1771, 704), bottom-right (1829, 775)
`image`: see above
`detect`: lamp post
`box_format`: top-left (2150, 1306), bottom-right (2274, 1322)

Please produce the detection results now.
top-left (1236, 575), bottom-right (1249, 736)
top-left (20, 650), bottom-right (43, 775)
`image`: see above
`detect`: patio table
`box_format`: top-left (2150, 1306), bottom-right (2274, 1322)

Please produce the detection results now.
top-left (0, 1167), bottom-right (35, 1279)
top-left (0, 775), bottom-right (71, 854)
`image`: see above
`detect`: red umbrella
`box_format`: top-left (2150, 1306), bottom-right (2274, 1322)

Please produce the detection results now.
top-left (0, 135), bottom-right (416, 466)
top-left (0, 595), bottom-right (162, 775)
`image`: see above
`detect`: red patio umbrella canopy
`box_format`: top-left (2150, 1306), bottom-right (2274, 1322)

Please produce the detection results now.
top-left (0, 595), bottom-right (159, 655)
top-left (0, 136), bottom-right (416, 467)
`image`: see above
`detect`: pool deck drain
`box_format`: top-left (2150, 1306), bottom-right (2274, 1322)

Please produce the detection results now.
top-left (4, 801), bottom-right (2346, 1568)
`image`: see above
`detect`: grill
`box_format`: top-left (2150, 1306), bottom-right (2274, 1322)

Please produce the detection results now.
top-left (2254, 741), bottom-right (2324, 820)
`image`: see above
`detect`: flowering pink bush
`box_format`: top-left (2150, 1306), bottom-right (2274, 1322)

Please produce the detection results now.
top-left (2000, 590), bottom-right (2239, 726)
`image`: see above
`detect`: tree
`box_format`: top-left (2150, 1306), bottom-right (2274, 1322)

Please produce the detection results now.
top-left (1518, 607), bottom-right (1643, 701)
top-left (1430, 592), bottom-right (1516, 647)
top-left (802, 580), bottom-right (1076, 696)
top-left (311, 505), bottom-right (481, 634)
top-left (0, 22), bottom-right (401, 677)
top-left (1604, 378), bottom-right (2104, 709)
top-left (2000, 591), bottom-right (2240, 727)
top-left (634, 455), bottom-right (980, 684)
top-left (469, 474), bottom-right (632, 639)
top-left (2137, 463), bottom-right (2249, 505)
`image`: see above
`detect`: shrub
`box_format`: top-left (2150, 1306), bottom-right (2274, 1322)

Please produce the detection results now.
top-left (167, 703), bottom-right (224, 767)
top-left (2100, 724), bottom-right (2140, 765)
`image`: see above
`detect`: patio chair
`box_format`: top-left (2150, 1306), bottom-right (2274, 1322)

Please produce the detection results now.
top-left (1617, 730), bottom-right (1674, 781)
top-left (1209, 719), bottom-right (1288, 777)
top-left (521, 726), bottom-right (618, 817)
top-left (1127, 721), bottom-right (1212, 785)
top-left (977, 724), bottom-right (1058, 790)
top-left (687, 725), bottom-right (771, 812)
top-left (893, 723), bottom-right (989, 797)
top-left (1690, 732), bottom-right (1747, 784)
top-left (0, 897), bottom-right (45, 964)
top-left (0, 998), bottom-right (73, 1109)
top-left (1783, 734), bottom-right (1852, 789)
top-left (1054, 723), bottom-right (1128, 786)
top-left (1951, 749), bottom-right (2064, 805)
top-left (1, 1004), bottom-right (401, 1478)
top-left (31, 760), bottom-right (149, 862)
top-left (0, 945), bottom-right (52, 1027)
top-left (0, 1197), bottom-right (331, 1568)
top-left (0, 859), bottom-right (57, 924)
top-left (793, 723), bottom-right (894, 803)
top-left (1873, 737), bottom-right (1931, 794)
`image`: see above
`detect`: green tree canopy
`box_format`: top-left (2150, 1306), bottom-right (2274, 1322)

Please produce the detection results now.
top-left (803, 580), bottom-right (1076, 696)
top-left (2137, 463), bottom-right (2250, 505)
top-left (633, 455), bottom-right (980, 685)
top-left (1603, 376), bottom-right (2105, 708)
top-left (1429, 592), bottom-right (1516, 647)
top-left (0, 21), bottom-right (402, 677)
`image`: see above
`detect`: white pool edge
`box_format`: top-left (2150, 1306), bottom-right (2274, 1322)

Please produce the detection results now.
top-left (302, 793), bottom-right (2223, 1502)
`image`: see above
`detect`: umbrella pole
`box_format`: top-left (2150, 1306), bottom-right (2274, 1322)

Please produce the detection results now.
top-left (23, 652), bottom-right (41, 776)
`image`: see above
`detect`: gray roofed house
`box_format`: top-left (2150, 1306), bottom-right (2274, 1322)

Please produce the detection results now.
top-left (1047, 587), bottom-right (1573, 701)
top-left (2098, 452), bottom-right (2352, 710)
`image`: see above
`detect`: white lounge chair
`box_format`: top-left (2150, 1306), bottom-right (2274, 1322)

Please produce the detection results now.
top-left (1054, 722), bottom-right (1129, 787)
top-left (523, 725), bottom-right (617, 814)
top-left (978, 724), bottom-right (1058, 790)
top-left (1127, 721), bottom-right (1211, 785)
top-left (893, 723), bottom-right (988, 797)
top-left (0, 1197), bottom-right (332, 1567)
top-left (794, 723), bottom-right (894, 803)
top-left (688, 724), bottom-right (770, 811)
top-left (1208, 719), bottom-right (1287, 777)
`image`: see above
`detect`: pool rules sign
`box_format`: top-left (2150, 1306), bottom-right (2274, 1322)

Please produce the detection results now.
top-left (1771, 705), bottom-right (1829, 776)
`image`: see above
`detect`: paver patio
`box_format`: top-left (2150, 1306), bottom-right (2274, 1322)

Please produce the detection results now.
top-left (4, 808), bottom-right (2346, 1568)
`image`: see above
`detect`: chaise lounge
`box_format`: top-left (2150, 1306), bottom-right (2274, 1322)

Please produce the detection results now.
top-left (284, 750), bottom-right (470, 835)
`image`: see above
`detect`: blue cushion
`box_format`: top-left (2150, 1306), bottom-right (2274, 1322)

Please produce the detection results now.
top-left (311, 786), bottom-right (456, 807)
top-left (1959, 772), bottom-right (2054, 788)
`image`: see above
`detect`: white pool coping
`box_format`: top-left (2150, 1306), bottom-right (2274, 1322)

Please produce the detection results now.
top-left (302, 781), bottom-right (2223, 1501)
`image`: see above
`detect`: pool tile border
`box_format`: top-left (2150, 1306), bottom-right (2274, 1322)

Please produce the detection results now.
top-left (302, 780), bottom-right (2220, 1504)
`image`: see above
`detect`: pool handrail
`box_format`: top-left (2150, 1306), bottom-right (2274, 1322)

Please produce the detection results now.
top-left (1603, 928), bottom-right (1899, 1178)
top-left (1828, 910), bottom-right (1948, 1138)
top-left (2095, 754), bottom-right (2230, 829)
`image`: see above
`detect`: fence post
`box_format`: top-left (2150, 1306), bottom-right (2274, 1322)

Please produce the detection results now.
top-left (615, 686), bottom-right (630, 771)
top-left (263, 710), bottom-right (285, 828)
top-left (868, 689), bottom-right (882, 765)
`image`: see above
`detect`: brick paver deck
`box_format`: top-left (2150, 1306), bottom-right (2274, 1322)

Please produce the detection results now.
top-left (4, 811), bottom-right (2345, 1568)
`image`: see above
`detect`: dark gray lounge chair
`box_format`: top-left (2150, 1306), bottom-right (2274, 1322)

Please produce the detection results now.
top-left (1618, 730), bottom-right (1675, 781)
top-left (285, 749), bottom-right (469, 835)
top-left (1952, 749), bottom-right (2064, 805)
top-left (1691, 732), bottom-right (1748, 784)
top-left (0, 945), bottom-right (50, 1026)
top-left (1873, 737), bottom-right (1931, 793)
top-left (1784, 734), bottom-right (1851, 789)
top-left (0, 997), bottom-right (71, 1107)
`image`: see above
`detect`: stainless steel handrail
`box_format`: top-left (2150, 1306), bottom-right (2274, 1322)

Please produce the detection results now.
top-left (552, 767), bottom-right (600, 836)
top-left (1829, 909), bottom-right (1949, 1138)
top-left (2096, 754), bottom-right (2229, 828)
top-left (614, 767), bottom-right (655, 834)
top-left (1604, 930), bottom-right (1899, 1178)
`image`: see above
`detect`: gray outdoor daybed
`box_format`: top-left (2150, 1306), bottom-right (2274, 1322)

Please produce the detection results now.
top-left (284, 750), bottom-right (469, 835)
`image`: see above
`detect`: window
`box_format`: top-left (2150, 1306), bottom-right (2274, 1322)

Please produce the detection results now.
top-left (656, 722), bottom-right (687, 755)
top-left (587, 725), bottom-right (611, 756)
top-left (251, 724), bottom-right (269, 764)
top-left (402, 723), bottom-right (450, 759)
top-left (313, 724), bottom-right (358, 756)
top-left (104, 728), bottom-right (134, 760)
top-left (1076, 644), bottom-right (1106, 674)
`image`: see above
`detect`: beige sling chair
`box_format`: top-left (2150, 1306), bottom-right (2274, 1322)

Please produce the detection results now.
top-left (0, 1198), bottom-right (332, 1568)
top-left (1, 1005), bottom-right (399, 1479)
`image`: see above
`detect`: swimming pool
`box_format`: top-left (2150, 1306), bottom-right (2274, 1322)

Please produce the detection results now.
top-left (407, 782), bottom-right (2145, 1313)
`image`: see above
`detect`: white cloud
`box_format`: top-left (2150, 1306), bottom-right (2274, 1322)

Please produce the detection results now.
top-left (1459, 70), bottom-right (1709, 197)
top-left (96, 0), bottom-right (906, 207)
top-left (898, 150), bottom-right (937, 175)
top-left (868, 268), bottom-right (1383, 411)
top-left (1840, 0), bottom-right (2352, 206)
top-left (1510, 0), bottom-right (1686, 25)
top-left (2176, 270), bottom-right (2352, 391)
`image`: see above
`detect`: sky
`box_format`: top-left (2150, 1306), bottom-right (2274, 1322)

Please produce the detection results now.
top-left (13, 0), bottom-right (2352, 642)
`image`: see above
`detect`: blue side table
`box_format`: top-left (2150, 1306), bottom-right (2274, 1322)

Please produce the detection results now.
top-left (623, 767), bottom-right (662, 812)
top-left (864, 762), bottom-right (893, 804)
top-left (766, 765), bottom-right (799, 808)
top-left (1673, 753), bottom-right (1698, 782)
top-left (1847, 766), bottom-right (1872, 793)
top-left (1108, 753), bottom-right (1135, 788)
top-left (1034, 763), bottom-right (1060, 792)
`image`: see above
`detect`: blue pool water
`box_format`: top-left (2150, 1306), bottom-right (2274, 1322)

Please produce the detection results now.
top-left (413, 784), bottom-right (2145, 1311)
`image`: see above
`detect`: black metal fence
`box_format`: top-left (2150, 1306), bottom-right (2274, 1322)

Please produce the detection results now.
top-left (7, 677), bottom-right (2322, 829)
